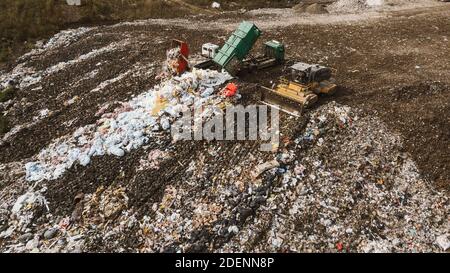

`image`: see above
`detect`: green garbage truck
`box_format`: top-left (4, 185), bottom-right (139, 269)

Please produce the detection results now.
top-left (212, 21), bottom-right (285, 75)
top-left (241, 40), bottom-right (285, 73)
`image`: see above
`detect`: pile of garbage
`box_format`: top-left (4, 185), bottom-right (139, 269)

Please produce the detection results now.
top-left (0, 27), bottom-right (96, 90)
top-left (220, 102), bottom-right (449, 252)
top-left (1, 18), bottom-right (448, 254)
top-left (0, 189), bottom-right (49, 246)
top-left (2, 99), bottom-right (449, 252)
top-left (327, 0), bottom-right (384, 13)
top-left (165, 47), bottom-right (183, 76)
top-left (25, 68), bottom-right (232, 182)
top-left (1, 38), bottom-right (126, 90)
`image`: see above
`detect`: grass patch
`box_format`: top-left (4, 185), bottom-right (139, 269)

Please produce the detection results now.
top-left (0, 0), bottom-right (197, 64)
top-left (0, 46), bottom-right (11, 63)
top-left (0, 86), bottom-right (17, 103)
top-left (0, 0), bottom-right (297, 64)
top-left (0, 115), bottom-right (9, 134)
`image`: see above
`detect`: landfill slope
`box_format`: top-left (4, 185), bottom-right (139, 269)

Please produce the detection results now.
top-left (0, 0), bottom-right (449, 252)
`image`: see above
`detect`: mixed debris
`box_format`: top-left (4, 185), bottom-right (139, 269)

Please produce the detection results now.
top-left (0, 0), bottom-right (449, 253)
top-left (1, 102), bottom-right (448, 253)
top-left (24, 68), bottom-right (232, 182)
top-left (222, 102), bottom-right (449, 253)
top-left (328, 0), bottom-right (384, 13)
top-left (159, 39), bottom-right (190, 77)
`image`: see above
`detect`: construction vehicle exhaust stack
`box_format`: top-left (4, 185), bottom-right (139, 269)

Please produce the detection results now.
top-left (261, 62), bottom-right (337, 117)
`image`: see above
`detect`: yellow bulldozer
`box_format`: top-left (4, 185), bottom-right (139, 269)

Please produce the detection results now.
top-left (260, 62), bottom-right (337, 117)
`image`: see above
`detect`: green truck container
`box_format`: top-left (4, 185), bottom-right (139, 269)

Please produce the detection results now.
top-left (213, 21), bottom-right (262, 75)
top-left (263, 40), bottom-right (285, 62)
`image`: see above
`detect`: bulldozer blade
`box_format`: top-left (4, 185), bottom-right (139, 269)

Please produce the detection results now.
top-left (260, 87), bottom-right (303, 117)
top-left (317, 81), bottom-right (337, 95)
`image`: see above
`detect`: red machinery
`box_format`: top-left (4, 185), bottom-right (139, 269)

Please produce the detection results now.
top-left (170, 39), bottom-right (190, 75)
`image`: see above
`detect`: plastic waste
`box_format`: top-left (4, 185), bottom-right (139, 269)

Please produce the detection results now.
top-left (252, 160), bottom-right (280, 178)
top-left (24, 68), bottom-right (232, 182)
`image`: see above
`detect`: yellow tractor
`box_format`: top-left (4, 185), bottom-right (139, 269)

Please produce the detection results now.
top-left (260, 62), bottom-right (337, 117)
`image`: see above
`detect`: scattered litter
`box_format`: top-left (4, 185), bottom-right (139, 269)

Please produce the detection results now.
top-left (222, 83), bottom-right (238, 97)
top-left (1, 39), bottom-right (128, 89)
top-left (435, 234), bottom-right (450, 251)
top-left (212, 2), bottom-right (221, 9)
top-left (20, 27), bottom-right (96, 60)
top-left (1, 11), bottom-right (448, 254)
top-left (252, 160), bottom-right (280, 178)
top-left (138, 149), bottom-right (171, 171)
top-left (24, 68), bottom-right (232, 182)
top-left (64, 96), bottom-right (80, 106)
top-left (327, 0), bottom-right (374, 13)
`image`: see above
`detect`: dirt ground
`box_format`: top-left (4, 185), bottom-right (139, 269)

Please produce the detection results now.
top-left (0, 0), bottom-right (448, 252)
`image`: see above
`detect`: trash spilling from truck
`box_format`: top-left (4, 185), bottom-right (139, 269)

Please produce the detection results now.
top-left (25, 69), bottom-right (232, 182)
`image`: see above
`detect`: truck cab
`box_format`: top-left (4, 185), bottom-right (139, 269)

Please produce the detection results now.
top-left (264, 40), bottom-right (285, 63)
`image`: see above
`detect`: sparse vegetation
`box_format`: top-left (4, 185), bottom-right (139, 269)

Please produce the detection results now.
top-left (0, 0), bottom-right (201, 64)
top-left (0, 46), bottom-right (11, 63)
top-left (0, 86), bottom-right (17, 103)
top-left (0, 115), bottom-right (9, 134)
top-left (0, 1), bottom-right (299, 64)
top-left (0, 86), bottom-right (15, 134)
